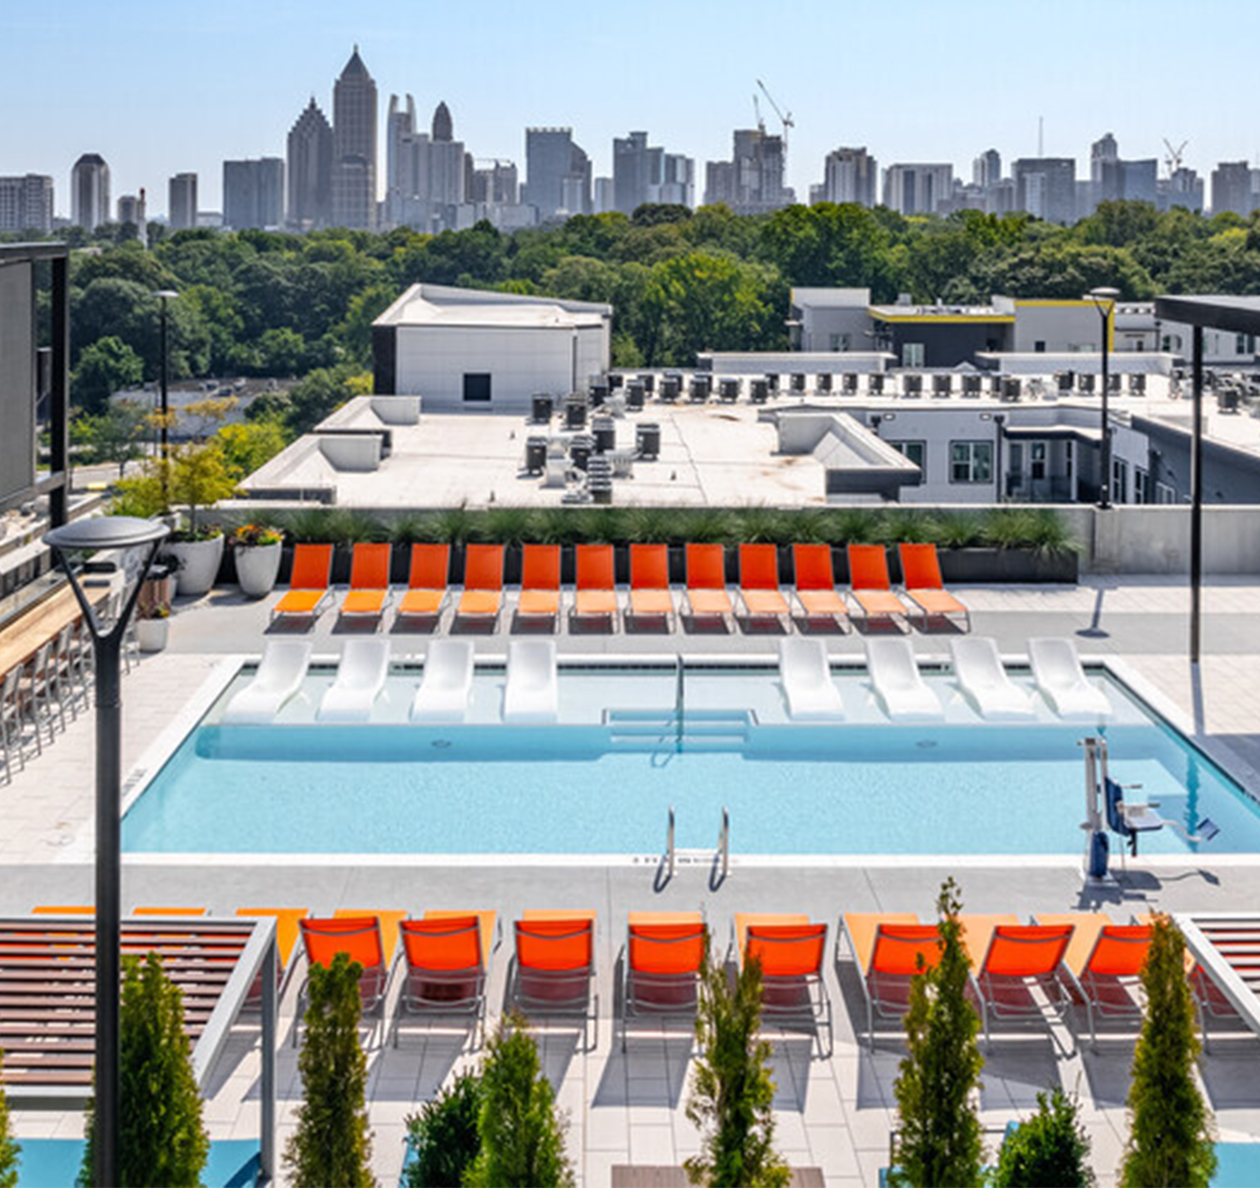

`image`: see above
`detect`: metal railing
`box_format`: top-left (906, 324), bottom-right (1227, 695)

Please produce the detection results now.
top-left (718, 806), bottom-right (730, 881)
top-left (665, 804), bottom-right (676, 882)
top-left (674, 656), bottom-right (684, 753)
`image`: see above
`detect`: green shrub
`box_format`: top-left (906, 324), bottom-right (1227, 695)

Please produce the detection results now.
top-left (483, 505), bottom-right (541, 545)
top-left (79, 953), bottom-right (209, 1188)
top-left (404, 1071), bottom-right (483, 1188)
top-left (685, 945), bottom-right (789, 1188)
top-left (889, 878), bottom-right (985, 1188)
top-left (1119, 915), bottom-right (1217, 1188)
top-left (994, 1087), bottom-right (1094, 1187)
top-left (275, 507), bottom-right (334, 543)
top-left (431, 505), bottom-right (479, 544)
top-left (0, 1053), bottom-right (20, 1188)
top-left (465, 1015), bottom-right (573, 1188)
top-left (734, 506), bottom-right (795, 545)
top-left (322, 508), bottom-right (387, 543)
top-left (982, 507), bottom-right (1043, 551)
top-left (933, 511), bottom-right (986, 550)
top-left (284, 952), bottom-right (373, 1188)
top-left (1022, 507), bottom-right (1081, 558)
top-left (388, 512), bottom-right (442, 544)
top-left (821, 507), bottom-right (880, 545)
top-left (876, 507), bottom-right (934, 546)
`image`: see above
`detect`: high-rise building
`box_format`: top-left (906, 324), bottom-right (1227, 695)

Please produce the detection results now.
top-left (385, 95), bottom-right (469, 231)
top-left (524, 128), bottom-right (591, 220)
top-left (612, 131), bottom-right (695, 212)
top-left (168, 173), bottom-right (198, 231)
top-left (973, 149), bottom-right (1002, 189)
top-left (287, 98), bottom-right (333, 230)
top-left (471, 161), bottom-right (518, 205)
top-left (0, 175), bottom-right (54, 233)
top-left (883, 164), bottom-right (953, 215)
top-left (426, 101), bottom-right (465, 208)
top-left (1157, 166), bottom-right (1204, 212)
top-left (332, 47), bottom-right (378, 230)
top-left (1088, 133), bottom-right (1157, 210)
top-left (819, 147), bottom-right (877, 206)
top-left (704, 128), bottom-right (789, 215)
top-left (71, 153), bottom-right (110, 230)
top-left (223, 158), bottom-right (285, 230)
top-left (1211, 161), bottom-right (1255, 217)
top-left (116, 190), bottom-right (146, 230)
top-left (1012, 158), bottom-right (1076, 224)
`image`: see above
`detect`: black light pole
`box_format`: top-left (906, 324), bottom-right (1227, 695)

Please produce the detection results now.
top-left (1189, 324), bottom-right (1204, 665)
top-left (152, 290), bottom-right (178, 503)
top-left (1086, 287), bottom-right (1120, 509)
top-left (993, 413), bottom-right (1006, 501)
top-left (42, 516), bottom-right (169, 1188)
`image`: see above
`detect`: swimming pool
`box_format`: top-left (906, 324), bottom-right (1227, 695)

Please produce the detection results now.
top-left (121, 662), bottom-right (1260, 858)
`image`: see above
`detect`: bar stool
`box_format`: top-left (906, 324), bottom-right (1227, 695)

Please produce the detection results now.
top-left (0, 665), bottom-right (25, 781)
top-left (20, 641), bottom-right (57, 755)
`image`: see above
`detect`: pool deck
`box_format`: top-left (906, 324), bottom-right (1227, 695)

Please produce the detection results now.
top-left (3, 575), bottom-right (1259, 1186)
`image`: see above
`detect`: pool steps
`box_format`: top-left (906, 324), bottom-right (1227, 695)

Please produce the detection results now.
top-left (605, 708), bottom-right (752, 750)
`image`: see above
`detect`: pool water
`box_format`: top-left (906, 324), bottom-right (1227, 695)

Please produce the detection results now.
top-left (122, 668), bottom-right (1260, 857)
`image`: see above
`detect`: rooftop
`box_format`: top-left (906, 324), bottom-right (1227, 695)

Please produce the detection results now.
top-left (374, 282), bottom-right (612, 330)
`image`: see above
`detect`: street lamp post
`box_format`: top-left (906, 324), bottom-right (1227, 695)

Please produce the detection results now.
top-left (152, 290), bottom-right (178, 503)
top-left (1086, 287), bottom-right (1120, 509)
top-left (42, 516), bottom-right (170, 1188)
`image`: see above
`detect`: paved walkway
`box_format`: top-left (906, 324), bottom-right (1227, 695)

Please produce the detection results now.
top-left (2, 576), bottom-right (1259, 1186)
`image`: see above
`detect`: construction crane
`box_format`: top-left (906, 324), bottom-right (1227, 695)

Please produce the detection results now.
top-left (756, 79), bottom-right (794, 149)
top-left (752, 93), bottom-right (765, 138)
top-left (1163, 138), bottom-right (1189, 177)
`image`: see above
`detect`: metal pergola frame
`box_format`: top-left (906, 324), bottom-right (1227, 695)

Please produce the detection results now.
top-left (1152, 295), bottom-right (1260, 664)
top-left (1176, 912), bottom-right (1260, 1037)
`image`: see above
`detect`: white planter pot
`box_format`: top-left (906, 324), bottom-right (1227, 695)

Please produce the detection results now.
top-left (234, 542), bottom-right (283, 598)
top-left (135, 618), bottom-right (169, 653)
top-left (167, 535), bottom-right (224, 597)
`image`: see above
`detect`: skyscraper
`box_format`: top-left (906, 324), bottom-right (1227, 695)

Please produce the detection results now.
top-left (385, 95), bottom-right (468, 231)
top-left (819, 147), bottom-right (878, 206)
top-left (703, 129), bottom-right (789, 215)
top-left (973, 149), bottom-right (1001, 189)
top-left (612, 131), bottom-right (695, 213)
top-left (427, 101), bottom-right (466, 208)
top-left (168, 173), bottom-right (198, 231)
top-left (0, 175), bottom-right (54, 234)
top-left (1012, 158), bottom-right (1076, 224)
top-left (332, 47), bottom-right (378, 230)
top-left (71, 153), bottom-right (110, 230)
top-left (223, 158), bottom-right (285, 229)
top-left (287, 99), bottom-right (333, 230)
top-left (1211, 161), bottom-right (1254, 217)
top-left (116, 192), bottom-right (146, 229)
top-left (470, 161), bottom-right (518, 205)
top-left (524, 128), bottom-right (591, 220)
top-left (883, 164), bottom-right (953, 215)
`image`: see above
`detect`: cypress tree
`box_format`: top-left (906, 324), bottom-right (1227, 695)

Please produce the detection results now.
top-left (1119, 914), bottom-right (1217, 1188)
top-left (403, 1070), bottom-right (482, 1188)
top-left (684, 945), bottom-right (790, 1188)
top-left (0, 1052), bottom-right (20, 1188)
top-left (993, 1087), bottom-right (1094, 1187)
top-left (889, 878), bottom-right (985, 1188)
top-left (284, 952), bottom-right (374, 1188)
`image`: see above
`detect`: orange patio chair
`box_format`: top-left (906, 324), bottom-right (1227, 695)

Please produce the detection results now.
top-left (628, 543), bottom-right (674, 627)
top-left (970, 920), bottom-right (1074, 1046)
top-left (393, 910), bottom-right (497, 1048)
top-left (847, 544), bottom-right (912, 631)
top-left (397, 544), bottom-right (450, 621)
top-left (621, 912), bottom-right (706, 1051)
top-left (898, 543), bottom-right (970, 632)
top-left (1036, 913), bottom-right (1153, 1049)
top-left (339, 542), bottom-right (392, 621)
top-left (573, 544), bottom-right (618, 627)
top-left (684, 543), bottom-right (733, 625)
top-left (516, 544), bottom-right (561, 624)
top-left (738, 544), bottom-right (791, 624)
top-left (737, 913), bottom-right (832, 1056)
top-left (791, 544), bottom-right (849, 628)
top-left (510, 911), bottom-right (599, 1048)
top-left (842, 912), bottom-right (942, 1045)
top-left (272, 544), bottom-right (333, 622)
top-left (455, 544), bottom-right (504, 626)
top-left (295, 914), bottom-right (396, 1046)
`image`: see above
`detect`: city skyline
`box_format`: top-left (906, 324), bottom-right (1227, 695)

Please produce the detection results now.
top-left (2, 0), bottom-right (1258, 217)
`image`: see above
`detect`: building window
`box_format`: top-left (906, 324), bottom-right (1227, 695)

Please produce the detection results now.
top-left (462, 373), bottom-right (492, 402)
top-left (830, 333), bottom-right (851, 352)
top-left (1033, 340), bottom-right (1046, 353)
top-left (1029, 441), bottom-right (1047, 481)
top-left (1111, 457), bottom-right (1128, 504)
top-left (1134, 467), bottom-right (1150, 504)
top-left (1155, 480), bottom-right (1176, 505)
top-left (1162, 333), bottom-right (1183, 352)
top-left (1237, 333), bottom-right (1256, 355)
top-left (949, 441), bottom-right (993, 484)
top-left (902, 342), bottom-right (925, 368)
top-left (1065, 439), bottom-right (1074, 479)
top-left (889, 440), bottom-right (926, 477)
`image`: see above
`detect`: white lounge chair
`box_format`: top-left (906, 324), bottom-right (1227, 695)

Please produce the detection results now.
top-left (778, 638), bottom-right (845, 721)
top-left (503, 639), bottom-right (558, 723)
top-left (1028, 638), bottom-right (1112, 719)
top-left (222, 640), bottom-right (312, 724)
top-left (410, 640), bottom-right (475, 723)
top-left (864, 637), bottom-right (943, 721)
top-left (949, 637), bottom-right (1035, 721)
top-left (317, 638), bottom-right (391, 723)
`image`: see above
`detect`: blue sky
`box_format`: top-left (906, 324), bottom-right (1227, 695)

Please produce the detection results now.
top-left (3, 0), bottom-right (1257, 216)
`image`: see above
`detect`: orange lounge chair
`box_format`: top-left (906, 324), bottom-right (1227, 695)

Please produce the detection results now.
top-left (295, 914), bottom-right (397, 1046)
top-left (573, 544), bottom-right (618, 626)
top-left (393, 910), bottom-right (497, 1048)
top-left (397, 544), bottom-right (450, 620)
top-left (842, 912), bottom-right (941, 1045)
top-left (1035, 913), bottom-right (1153, 1049)
top-left (847, 544), bottom-right (912, 631)
top-left (621, 912), bottom-right (706, 1051)
top-left (791, 544), bottom-right (849, 628)
top-left (898, 543), bottom-right (970, 632)
top-left (738, 544), bottom-right (791, 624)
top-left (736, 913), bottom-right (832, 1055)
top-left (628, 543), bottom-right (674, 626)
top-left (455, 544), bottom-right (504, 626)
top-left (510, 910), bottom-right (599, 1048)
top-left (339, 542), bottom-right (392, 621)
top-left (684, 543), bottom-right (733, 625)
top-left (516, 544), bottom-right (561, 624)
top-left (272, 544), bottom-right (334, 621)
top-left (969, 920), bottom-right (1074, 1046)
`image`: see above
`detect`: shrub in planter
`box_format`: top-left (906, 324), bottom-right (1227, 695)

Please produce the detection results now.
top-left (0, 1053), bottom-right (20, 1188)
top-left (994, 1087), bottom-right (1094, 1187)
top-left (232, 523), bottom-right (284, 598)
top-left (404, 1071), bottom-right (483, 1188)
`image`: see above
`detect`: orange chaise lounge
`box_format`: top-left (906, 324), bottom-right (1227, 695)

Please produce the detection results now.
top-left (846, 544), bottom-right (912, 631)
top-left (338, 542), bottom-right (392, 622)
top-left (454, 544), bottom-right (504, 628)
top-left (736, 912), bottom-right (832, 1055)
top-left (396, 543), bottom-right (450, 622)
top-left (573, 544), bottom-right (618, 628)
top-left (516, 544), bottom-right (562, 626)
top-left (271, 543), bottom-right (333, 622)
top-left (510, 911), bottom-right (599, 1048)
top-left (627, 543), bottom-right (674, 628)
top-left (791, 543), bottom-right (850, 629)
top-left (295, 914), bottom-right (396, 1047)
top-left (843, 912), bottom-right (943, 1045)
top-left (393, 910), bottom-right (497, 1048)
top-left (621, 911), bottom-right (705, 1050)
top-left (737, 543), bottom-right (791, 626)
top-left (898, 542), bottom-right (971, 632)
top-left (684, 543), bottom-right (733, 626)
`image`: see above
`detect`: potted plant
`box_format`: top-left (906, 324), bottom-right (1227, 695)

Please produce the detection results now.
top-left (233, 523), bottom-right (284, 598)
top-left (164, 440), bottom-right (238, 597)
top-left (134, 604), bottom-right (171, 653)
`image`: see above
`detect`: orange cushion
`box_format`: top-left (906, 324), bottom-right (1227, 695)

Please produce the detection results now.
top-left (575, 590), bottom-right (618, 617)
top-left (398, 589), bottom-right (443, 616)
top-left (341, 589), bottom-right (386, 616)
top-left (274, 590), bottom-right (325, 615)
top-left (518, 590), bottom-right (560, 616)
top-left (688, 589), bottom-right (732, 616)
top-left (630, 590), bottom-right (673, 616)
top-left (458, 590), bottom-right (501, 617)
top-left (854, 590), bottom-right (907, 617)
top-left (908, 588), bottom-right (967, 615)
top-left (798, 589), bottom-right (848, 616)
top-left (743, 589), bottom-right (789, 617)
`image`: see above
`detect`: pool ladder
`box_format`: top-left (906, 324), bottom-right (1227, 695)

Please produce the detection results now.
top-left (659, 804), bottom-right (730, 890)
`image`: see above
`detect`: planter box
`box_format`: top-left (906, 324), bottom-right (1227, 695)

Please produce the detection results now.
top-left (234, 542), bottom-right (283, 598)
top-left (134, 618), bottom-right (169, 653)
top-left (938, 547), bottom-right (1078, 584)
top-left (167, 535), bottom-right (225, 597)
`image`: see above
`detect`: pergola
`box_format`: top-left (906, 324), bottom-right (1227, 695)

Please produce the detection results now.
top-left (1177, 913), bottom-right (1260, 1036)
top-left (1152, 295), bottom-right (1260, 663)
top-left (0, 915), bottom-right (277, 1180)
